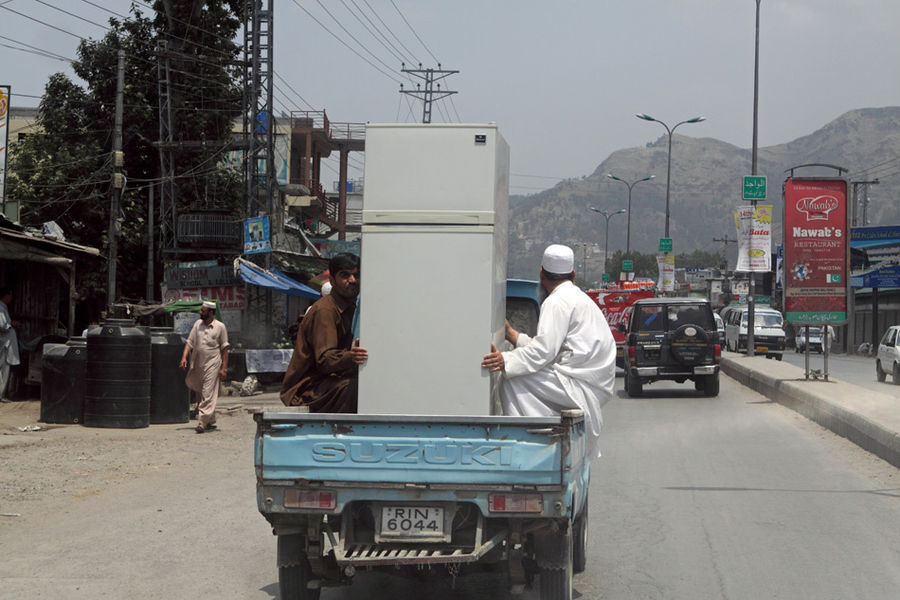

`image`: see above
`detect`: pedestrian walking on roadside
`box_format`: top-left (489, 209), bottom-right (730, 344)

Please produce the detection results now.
top-left (180, 300), bottom-right (230, 433)
top-left (0, 287), bottom-right (21, 402)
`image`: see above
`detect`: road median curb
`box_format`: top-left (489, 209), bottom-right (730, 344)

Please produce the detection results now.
top-left (721, 355), bottom-right (900, 468)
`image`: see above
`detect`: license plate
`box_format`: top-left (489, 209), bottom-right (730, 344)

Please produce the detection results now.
top-left (381, 506), bottom-right (444, 539)
top-left (756, 346), bottom-right (769, 353)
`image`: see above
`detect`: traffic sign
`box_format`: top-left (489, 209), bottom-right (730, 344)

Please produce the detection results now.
top-left (743, 175), bottom-right (767, 200)
top-left (622, 260), bottom-right (633, 271)
top-left (659, 238), bottom-right (673, 253)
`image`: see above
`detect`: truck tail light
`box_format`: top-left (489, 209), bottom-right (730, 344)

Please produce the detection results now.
top-left (285, 489), bottom-right (336, 510)
top-left (488, 494), bottom-right (543, 513)
top-left (714, 344), bottom-right (721, 363)
top-left (628, 346), bottom-right (636, 366)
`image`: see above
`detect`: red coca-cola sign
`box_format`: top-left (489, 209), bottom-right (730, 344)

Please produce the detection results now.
top-left (587, 289), bottom-right (655, 344)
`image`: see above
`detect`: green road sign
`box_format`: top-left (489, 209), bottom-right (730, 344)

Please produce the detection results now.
top-left (622, 260), bottom-right (633, 271)
top-left (601, 273), bottom-right (610, 283)
top-left (659, 238), bottom-right (673, 253)
top-left (743, 175), bottom-right (767, 200)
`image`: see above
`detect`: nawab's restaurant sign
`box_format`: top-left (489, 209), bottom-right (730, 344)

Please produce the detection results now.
top-left (782, 178), bottom-right (848, 324)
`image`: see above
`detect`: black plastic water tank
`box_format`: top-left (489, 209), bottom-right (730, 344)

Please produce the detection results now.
top-left (150, 327), bottom-right (190, 423)
top-left (84, 320), bottom-right (151, 428)
top-left (40, 337), bottom-right (87, 424)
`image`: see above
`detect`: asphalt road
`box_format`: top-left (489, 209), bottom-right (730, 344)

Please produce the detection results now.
top-left (2, 374), bottom-right (900, 599)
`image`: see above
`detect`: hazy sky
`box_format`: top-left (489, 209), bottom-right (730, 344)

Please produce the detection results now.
top-left (3, 0), bottom-right (899, 195)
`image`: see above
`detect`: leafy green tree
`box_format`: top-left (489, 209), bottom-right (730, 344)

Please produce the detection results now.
top-left (8, 1), bottom-right (243, 303)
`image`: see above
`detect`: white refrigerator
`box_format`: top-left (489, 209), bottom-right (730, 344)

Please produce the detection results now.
top-left (357, 124), bottom-right (509, 416)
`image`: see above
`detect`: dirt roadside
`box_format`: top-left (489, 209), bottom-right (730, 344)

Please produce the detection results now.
top-left (0, 394), bottom-right (287, 599)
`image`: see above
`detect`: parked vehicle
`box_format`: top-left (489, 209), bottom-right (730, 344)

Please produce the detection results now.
top-left (875, 325), bottom-right (900, 385)
top-left (621, 297), bottom-right (721, 397)
top-left (795, 326), bottom-right (824, 353)
top-left (723, 306), bottom-right (786, 360)
top-left (714, 312), bottom-right (725, 344)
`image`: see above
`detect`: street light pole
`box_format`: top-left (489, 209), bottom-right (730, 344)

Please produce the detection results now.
top-left (607, 173), bottom-right (655, 253)
top-left (590, 207), bottom-right (626, 281)
top-left (635, 113), bottom-right (705, 238)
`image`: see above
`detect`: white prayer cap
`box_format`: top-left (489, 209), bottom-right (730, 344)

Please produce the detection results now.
top-left (541, 244), bottom-right (575, 275)
top-left (202, 300), bottom-right (216, 309)
top-left (321, 282), bottom-right (332, 296)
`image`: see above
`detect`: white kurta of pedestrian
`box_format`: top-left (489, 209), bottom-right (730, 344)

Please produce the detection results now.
top-left (0, 300), bottom-right (20, 400)
top-left (501, 280), bottom-right (615, 459)
top-left (185, 318), bottom-right (229, 427)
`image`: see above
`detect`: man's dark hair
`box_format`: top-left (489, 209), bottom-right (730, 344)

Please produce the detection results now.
top-left (329, 252), bottom-right (360, 275)
top-left (542, 268), bottom-right (574, 282)
top-left (0, 286), bottom-right (11, 298)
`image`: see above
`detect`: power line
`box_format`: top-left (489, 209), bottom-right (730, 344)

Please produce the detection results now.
top-left (314, 0), bottom-right (402, 77)
top-left (33, 0), bottom-right (111, 31)
top-left (0, 4), bottom-right (87, 40)
top-left (339, 0), bottom-right (405, 66)
top-left (390, 0), bottom-right (439, 64)
top-left (289, 0), bottom-right (403, 85)
top-left (0, 34), bottom-right (74, 61)
top-left (274, 72), bottom-right (317, 111)
top-left (0, 42), bottom-right (71, 62)
top-left (362, 0), bottom-right (420, 64)
top-left (76, 0), bottom-right (130, 20)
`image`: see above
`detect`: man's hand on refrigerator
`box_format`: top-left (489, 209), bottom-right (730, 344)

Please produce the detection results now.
top-left (481, 343), bottom-right (504, 373)
top-left (350, 339), bottom-right (368, 364)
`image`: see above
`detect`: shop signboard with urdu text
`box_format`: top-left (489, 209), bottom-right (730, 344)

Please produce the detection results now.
top-left (782, 178), bottom-right (848, 324)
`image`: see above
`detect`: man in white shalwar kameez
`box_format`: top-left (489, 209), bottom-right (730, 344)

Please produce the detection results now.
top-left (0, 287), bottom-right (21, 402)
top-left (482, 245), bottom-right (615, 459)
top-left (180, 300), bottom-right (230, 433)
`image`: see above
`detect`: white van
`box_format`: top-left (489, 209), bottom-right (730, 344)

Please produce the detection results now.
top-left (723, 306), bottom-right (786, 359)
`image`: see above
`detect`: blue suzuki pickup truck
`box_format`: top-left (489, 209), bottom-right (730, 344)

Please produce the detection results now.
top-left (254, 280), bottom-right (590, 599)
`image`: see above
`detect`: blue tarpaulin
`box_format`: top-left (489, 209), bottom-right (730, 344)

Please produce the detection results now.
top-left (236, 259), bottom-right (320, 299)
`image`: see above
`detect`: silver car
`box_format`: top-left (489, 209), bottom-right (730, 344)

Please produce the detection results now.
top-left (876, 325), bottom-right (900, 384)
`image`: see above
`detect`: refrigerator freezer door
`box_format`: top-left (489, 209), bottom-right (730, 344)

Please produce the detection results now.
top-left (363, 124), bottom-right (509, 220)
top-left (357, 226), bottom-right (506, 415)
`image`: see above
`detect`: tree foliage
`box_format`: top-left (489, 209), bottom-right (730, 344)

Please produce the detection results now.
top-left (8, 1), bottom-right (244, 303)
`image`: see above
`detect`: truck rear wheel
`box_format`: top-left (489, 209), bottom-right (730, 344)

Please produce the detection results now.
top-left (278, 535), bottom-right (320, 600)
top-left (572, 500), bottom-right (588, 574)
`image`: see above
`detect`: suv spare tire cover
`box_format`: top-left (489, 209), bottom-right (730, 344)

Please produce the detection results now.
top-left (670, 323), bottom-right (711, 365)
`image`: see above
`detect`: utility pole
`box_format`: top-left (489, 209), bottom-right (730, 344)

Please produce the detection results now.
top-left (146, 184), bottom-right (154, 301)
top-left (107, 48), bottom-right (125, 311)
top-left (713, 235), bottom-right (737, 269)
top-left (747, 0), bottom-right (762, 357)
top-left (851, 179), bottom-right (879, 226)
top-left (399, 64), bottom-right (458, 124)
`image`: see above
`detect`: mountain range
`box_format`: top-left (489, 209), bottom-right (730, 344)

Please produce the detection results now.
top-left (507, 107), bottom-right (900, 281)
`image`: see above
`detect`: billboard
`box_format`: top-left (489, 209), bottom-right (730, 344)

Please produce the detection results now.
top-left (656, 253), bottom-right (675, 292)
top-left (734, 204), bottom-right (772, 272)
top-left (850, 225), bottom-right (900, 289)
top-left (782, 178), bottom-right (848, 324)
top-left (243, 215), bottom-right (271, 254)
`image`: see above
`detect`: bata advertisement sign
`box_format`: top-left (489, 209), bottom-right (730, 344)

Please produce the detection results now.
top-left (783, 178), bottom-right (848, 324)
top-left (734, 204), bottom-right (772, 272)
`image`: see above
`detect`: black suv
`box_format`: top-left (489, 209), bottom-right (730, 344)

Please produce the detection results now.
top-left (620, 297), bottom-right (721, 397)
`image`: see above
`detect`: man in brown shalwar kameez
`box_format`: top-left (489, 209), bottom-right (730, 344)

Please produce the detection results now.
top-left (280, 253), bottom-right (368, 412)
